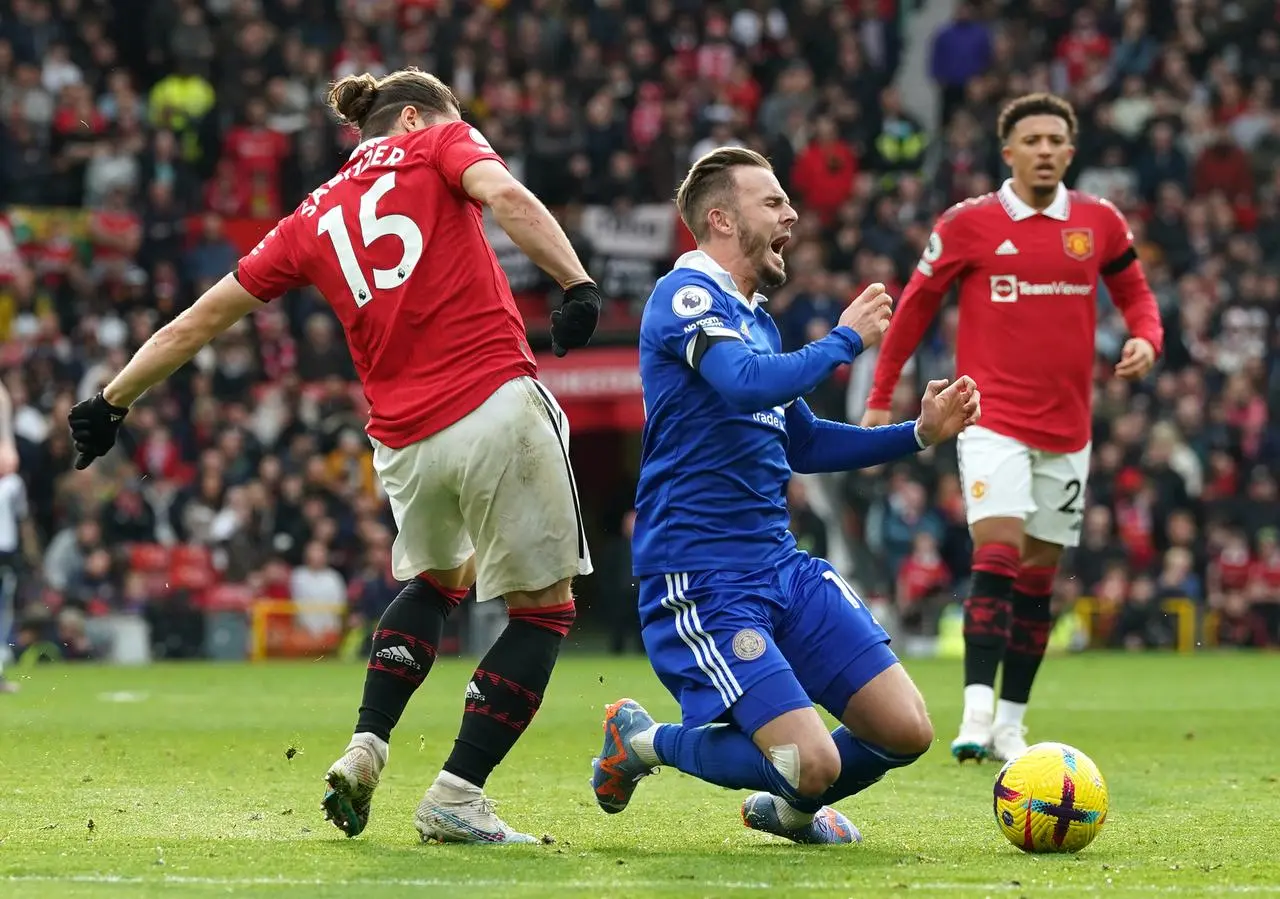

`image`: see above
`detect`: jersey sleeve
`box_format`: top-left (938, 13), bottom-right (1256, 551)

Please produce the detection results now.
top-left (645, 279), bottom-right (863, 412)
top-left (646, 281), bottom-right (745, 369)
top-left (785, 397), bottom-right (923, 474)
top-left (1097, 198), bottom-right (1164, 356)
top-left (235, 212), bottom-right (307, 302)
top-left (431, 121), bottom-right (508, 193)
top-left (867, 207), bottom-right (972, 410)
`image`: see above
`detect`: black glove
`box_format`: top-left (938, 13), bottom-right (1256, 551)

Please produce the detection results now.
top-left (68, 392), bottom-right (129, 470)
top-left (550, 281), bottom-right (602, 357)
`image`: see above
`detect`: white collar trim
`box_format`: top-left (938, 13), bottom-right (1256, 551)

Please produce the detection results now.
top-left (997, 179), bottom-right (1070, 221)
top-left (673, 250), bottom-right (769, 310)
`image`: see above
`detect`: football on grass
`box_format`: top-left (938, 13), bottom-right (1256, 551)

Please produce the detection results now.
top-left (993, 741), bottom-right (1109, 853)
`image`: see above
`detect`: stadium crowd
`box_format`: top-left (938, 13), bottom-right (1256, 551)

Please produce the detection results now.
top-left (0, 0), bottom-right (1277, 662)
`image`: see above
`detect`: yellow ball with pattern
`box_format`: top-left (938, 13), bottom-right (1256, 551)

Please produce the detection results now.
top-left (993, 742), bottom-right (1109, 853)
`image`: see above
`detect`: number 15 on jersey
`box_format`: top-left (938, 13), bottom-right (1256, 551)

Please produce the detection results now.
top-left (317, 171), bottom-right (424, 307)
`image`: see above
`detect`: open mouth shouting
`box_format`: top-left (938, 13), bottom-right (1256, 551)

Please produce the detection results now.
top-left (768, 233), bottom-right (790, 265)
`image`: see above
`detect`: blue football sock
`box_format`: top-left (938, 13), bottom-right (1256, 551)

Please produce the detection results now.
top-left (817, 725), bottom-right (923, 808)
top-left (652, 723), bottom-right (805, 803)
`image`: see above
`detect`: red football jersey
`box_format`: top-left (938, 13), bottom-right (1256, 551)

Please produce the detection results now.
top-left (869, 181), bottom-right (1164, 453)
top-left (1213, 545), bottom-right (1253, 592)
top-left (236, 121), bottom-right (537, 449)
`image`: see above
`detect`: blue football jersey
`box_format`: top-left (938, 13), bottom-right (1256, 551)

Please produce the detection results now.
top-left (631, 251), bottom-right (864, 576)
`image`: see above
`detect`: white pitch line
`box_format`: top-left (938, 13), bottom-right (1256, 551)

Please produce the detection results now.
top-left (5, 875), bottom-right (1280, 894)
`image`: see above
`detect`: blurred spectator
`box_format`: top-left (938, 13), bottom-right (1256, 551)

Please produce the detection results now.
top-left (290, 540), bottom-right (344, 638)
top-left (895, 531), bottom-right (949, 637)
top-left (930, 3), bottom-right (991, 124)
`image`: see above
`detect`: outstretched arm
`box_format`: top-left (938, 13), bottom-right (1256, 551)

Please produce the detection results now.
top-left (786, 397), bottom-right (923, 474)
top-left (790, 377), bottom-right (981, 474)
top-left (865, 214), bottom-right (970, 419)
top-left (103, 274), bottom-right (262, 407)
top-left (691, 280), bottom-right (891, 412)
top-left (696, 327), bottom-right (864, 413)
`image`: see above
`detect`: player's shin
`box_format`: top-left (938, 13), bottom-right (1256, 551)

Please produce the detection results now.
top-left (648, 723), bottom-right (813, 805)
top-left (961, 543), bottom-right (1021, 719)
top-left (439, 600), bottom-right (576, 791)
top-left (796, 726), bottom-right (924, 809)
top-left (355, 574), bottom-right (467, 742)
top-left (996, 565), bottom-right (1056, 729)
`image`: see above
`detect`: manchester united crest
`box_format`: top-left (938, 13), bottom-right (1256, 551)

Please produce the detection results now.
top-left (1062, 228), bottom-right (1094, 261)
top-left (970, 480), bottom-right (987, 500)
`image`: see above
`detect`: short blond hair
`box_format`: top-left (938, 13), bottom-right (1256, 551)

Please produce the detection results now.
top-left (676, 147), bottom-right (773, 242)
top-left (326, 66), bottom-right (460, 138)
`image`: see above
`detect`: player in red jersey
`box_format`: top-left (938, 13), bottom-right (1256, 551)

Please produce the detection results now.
top-left (67, 68), bottom-right (602, 843)
top-left (861, 94), bottom-right (1164, 763)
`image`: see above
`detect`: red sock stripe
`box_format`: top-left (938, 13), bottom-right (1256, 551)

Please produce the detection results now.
top-left (416, 573), bottom-right (470, 604)
top-left (971, 543), bottom-right (1022, 579)
top-left (1014, 565), bottom-right (1056, 597)
top-left (368, 659), bottom-right (426, 685)
top-left (474, 668), bottom-right (544, 706)
top-left (962, 595), bottom-right (1012, 640)
top-left (462, 702), bottom-right (532, 733)
top-left (508, 601), bottom-right (577, 637)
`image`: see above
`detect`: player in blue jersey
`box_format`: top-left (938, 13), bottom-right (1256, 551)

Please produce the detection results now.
top-left (590, 147), bottom-right (981, 844)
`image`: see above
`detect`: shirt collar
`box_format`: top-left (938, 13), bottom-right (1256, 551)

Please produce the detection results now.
top-left (349, 136), bottom-right (387, 160)
top-left (673, 250), bottom-right (769, 310)
top-left (997, 179), bottom-right (1070, 222)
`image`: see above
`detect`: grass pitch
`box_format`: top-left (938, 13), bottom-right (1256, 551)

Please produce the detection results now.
top-left (2, 651), bottom-right (1278, 898)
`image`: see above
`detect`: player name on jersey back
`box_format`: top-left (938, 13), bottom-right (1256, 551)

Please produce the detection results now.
top-left (296, 142), bottom-right (409, 219)
top-left (236, 122), bottom-right (537, 450)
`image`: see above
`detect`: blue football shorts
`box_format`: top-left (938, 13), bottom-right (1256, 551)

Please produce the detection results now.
top-left (639, 551), bottom-right (896, 736)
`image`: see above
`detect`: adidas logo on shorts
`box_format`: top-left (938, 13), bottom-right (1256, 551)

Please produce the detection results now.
top-left (465, 681), bottom-right (486, 702)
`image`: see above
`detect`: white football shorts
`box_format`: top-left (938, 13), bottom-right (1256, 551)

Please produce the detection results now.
top-left (956, 425), bottom-right (1090, 548)
top-left (371, 375), bottom-right (592, 601)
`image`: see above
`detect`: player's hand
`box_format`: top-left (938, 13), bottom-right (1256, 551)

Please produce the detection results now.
top-left (915, 376), bottom-right (980, 446)
top-left (550, 281), bottom-right (602, 357)
top-left (1114, 337), bottom-right (1156, 380)
top-left (68, 392), bottom-right (130, 470)
top-left (837, 282), bottom-right (893, 349)
top-left (859, 408), bottom-right (892, 428)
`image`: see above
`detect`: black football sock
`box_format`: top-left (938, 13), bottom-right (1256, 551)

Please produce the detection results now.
top-left (354, 575), bottom-right (468, 742)
top-left (999, 566), bottom-right (1056, 705)
top-left (962, 543), bottom-right (1021, 691)
top-left (442, 601), bottom-right (576, 789)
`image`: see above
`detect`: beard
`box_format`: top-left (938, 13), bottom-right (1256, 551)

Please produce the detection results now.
top-left (739, 227), bottom-right (787, 289)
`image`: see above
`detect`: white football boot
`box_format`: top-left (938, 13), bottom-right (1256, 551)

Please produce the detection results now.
top-left (414, 776), bottom-right (540, 844)
top-left (988, 722), bottom-right (1029, 763)
top-left (950, 710), bottom-right (993, 763)
top-left (322, 733), bottom-right (388, 837)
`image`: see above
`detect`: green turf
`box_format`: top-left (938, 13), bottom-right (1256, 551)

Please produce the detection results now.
top-left (2, 652), bottom-right (1278, 898)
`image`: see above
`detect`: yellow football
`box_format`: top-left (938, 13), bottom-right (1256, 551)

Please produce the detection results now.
top-left (993, 742), bottom-right (1109, 853)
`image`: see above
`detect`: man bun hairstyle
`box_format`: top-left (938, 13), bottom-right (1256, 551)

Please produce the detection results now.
top-left (327, 73), bottom-right (381, 126)
top-left (997, 92), bottom-right (1078, 143)
top-left (676, 147), bottom-right (773, 242)
top-left (326, 66), bottom-right (460, 138)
